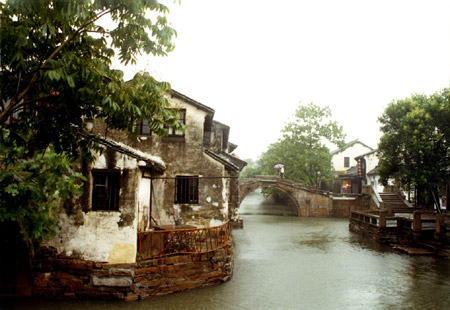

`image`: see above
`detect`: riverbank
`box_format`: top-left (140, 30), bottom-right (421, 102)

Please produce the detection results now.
top-left (2, 215), bottom-right (449, 310)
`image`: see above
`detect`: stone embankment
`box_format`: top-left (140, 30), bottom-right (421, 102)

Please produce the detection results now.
top-left (32, 243), bottom-right (233, 301)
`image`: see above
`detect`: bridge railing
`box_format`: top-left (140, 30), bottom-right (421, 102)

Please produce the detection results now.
top-left (241, 176), bottom-right (329, 195)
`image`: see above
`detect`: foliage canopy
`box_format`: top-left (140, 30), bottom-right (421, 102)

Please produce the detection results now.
top-left (257, 102), bottom-right (345, 186)
top-left (377, 89), bottom-right (450, 208)
top-left (0, 0), bottom-right (179, 249)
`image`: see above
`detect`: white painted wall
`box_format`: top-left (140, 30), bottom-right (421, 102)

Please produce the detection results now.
top-left (366, 174), bottom-right (385, 193)
top-left (332, 143), bottom-right (373, 172)
top-left (364, 151), bottom-right (379, 173)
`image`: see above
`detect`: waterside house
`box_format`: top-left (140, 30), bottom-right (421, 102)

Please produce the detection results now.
top-left (331, 140), bottom-right (374, 194)
top-left (2, 89), bottom-right (246, 300)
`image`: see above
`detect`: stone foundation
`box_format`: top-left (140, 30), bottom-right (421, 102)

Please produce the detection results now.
top-left (31, 243), bottom-right (233, 301)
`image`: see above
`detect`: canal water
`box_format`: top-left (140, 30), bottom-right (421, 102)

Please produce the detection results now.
top-left (3, 190), bottom-right (449, 310)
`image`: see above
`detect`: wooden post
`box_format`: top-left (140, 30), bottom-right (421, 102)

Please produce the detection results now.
top-left (387, 204), bottom-right (393, 216)
top-left (435, 214), bottom-right (445, 234)
top-left (149, 177), bottom-right (153, 228)
top-left (379, 211), bottom-right (386, 228)
top-left (413, 211), bottom-right (422, 232)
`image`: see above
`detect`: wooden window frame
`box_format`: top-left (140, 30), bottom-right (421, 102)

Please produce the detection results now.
top-left (91, 170), bottom-right (120, 211)
top-left (165, 109), bottom-right (186, 136)
top-left (344, 157), bottom-right (350, 168)
top-left (139, 119), bottom-right (152, 136)
top-left (175, 175), bottom-right (199, 204)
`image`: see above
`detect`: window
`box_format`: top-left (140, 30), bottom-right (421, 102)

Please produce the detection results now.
top-left (92, 171), bottom-right (120, 211)
top-left (165, 109), bottom-right (186, 136)
top-left (139, 119), bottom-right (151, 136)
top-left (175, 176), bottom-right (198, 204)
top-left (344, 157), bottom-right (350, 168)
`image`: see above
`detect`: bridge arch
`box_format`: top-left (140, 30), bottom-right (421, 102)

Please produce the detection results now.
top-left (238, 176), bottom-right (334, 217)
top-left (239, 178), bottom-right (301, 216)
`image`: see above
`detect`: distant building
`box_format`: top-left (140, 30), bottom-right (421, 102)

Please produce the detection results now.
top-left (331, 140), bottom-right (373, 193)
top-left (355, 149), bottom-right (385, 193)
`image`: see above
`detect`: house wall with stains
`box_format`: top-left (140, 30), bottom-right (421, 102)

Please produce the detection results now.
top-left (133, 96), bottom-right (232, 227)
top-left (90, 92), bottom-right (235, 229)
top-left (45, 149), bottom-right (144, 263)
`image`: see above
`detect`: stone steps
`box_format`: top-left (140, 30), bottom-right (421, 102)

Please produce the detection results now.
top-left (380, 193), bottom-right (414, 213)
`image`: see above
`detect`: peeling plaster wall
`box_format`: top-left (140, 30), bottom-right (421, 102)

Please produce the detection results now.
top-left (46, 150), bottom-right (141, 263)
top-left (47, 211), bottom-right (137, 263)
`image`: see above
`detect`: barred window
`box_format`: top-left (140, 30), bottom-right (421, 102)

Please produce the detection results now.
top-left (175, 176), bottom-right (198, 204)
top-left (92, 171), bottom-right (120, 211)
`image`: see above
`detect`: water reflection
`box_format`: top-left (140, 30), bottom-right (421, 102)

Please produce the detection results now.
top-left (2, 190), bottom-right (449, 310)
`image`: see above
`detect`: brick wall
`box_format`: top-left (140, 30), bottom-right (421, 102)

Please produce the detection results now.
top-left (32, 243), bottom-right (233, 301)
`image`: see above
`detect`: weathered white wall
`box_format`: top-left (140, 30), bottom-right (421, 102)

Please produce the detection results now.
top-left (151, 178), bottom-right (174, 226)
top-left (138, 177), bottom-right (151, 232)
top-left (364, 151), bottom-right (379, 173)
top-left (47, 211), bottom-right (137, 263)
top-left (46, 151), bottom-right (142, 263)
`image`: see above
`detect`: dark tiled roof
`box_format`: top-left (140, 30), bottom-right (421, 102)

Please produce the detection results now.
top-left (331, 140), bottom-right (374, 155)
top-left (204, 149), bottom-right (241, 172)
top-left (169, 89), bottom-right (215, 115)
top-left (367, 166), bottom-right (379, 175)
top-left (355, 149), bottom-right (378, 159)
top-left (337, 165), bottom-right (359, 177)
top-left (98, 138), bottom-right (165, 173)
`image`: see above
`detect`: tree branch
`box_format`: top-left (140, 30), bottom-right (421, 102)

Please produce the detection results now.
top-left (0, 7), bottom-right (114, 124)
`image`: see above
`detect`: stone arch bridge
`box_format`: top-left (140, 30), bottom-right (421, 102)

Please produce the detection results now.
top-left (238, 176), bottom-right (362, 218)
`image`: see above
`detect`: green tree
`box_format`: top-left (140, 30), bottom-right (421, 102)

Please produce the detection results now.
top-left (259, 102), bottom-right (345, 186)
top-left (0, 0), bottom-right (179, 251)
top-left (239, 158), bottom-right (263, 180)
top-left (377, 89), bottom-right (450, 211)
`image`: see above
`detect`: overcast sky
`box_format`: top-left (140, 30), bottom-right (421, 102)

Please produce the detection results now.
top-left (114, 0), bottom-right (450, 160)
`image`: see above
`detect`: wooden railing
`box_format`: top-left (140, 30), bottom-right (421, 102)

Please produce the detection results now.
top-left (350, 211), bottom-right (442, 232)
top-left (351, 210), bottom-right (397, 228)
top-left (137, 221), bottom-right (230, 260)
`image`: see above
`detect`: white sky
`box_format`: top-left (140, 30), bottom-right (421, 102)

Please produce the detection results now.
top-left (114, 0), bottom-right (450, 160)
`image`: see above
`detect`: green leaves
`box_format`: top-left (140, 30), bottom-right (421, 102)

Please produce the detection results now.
top-left (257, 102), bottom-right (345, 186)
top-left (0, 133), bottom-right (85, 247)
top-left (377, 89), bottom-right (449, 207)
top-left (0, 0), bottom-right (179, 247)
